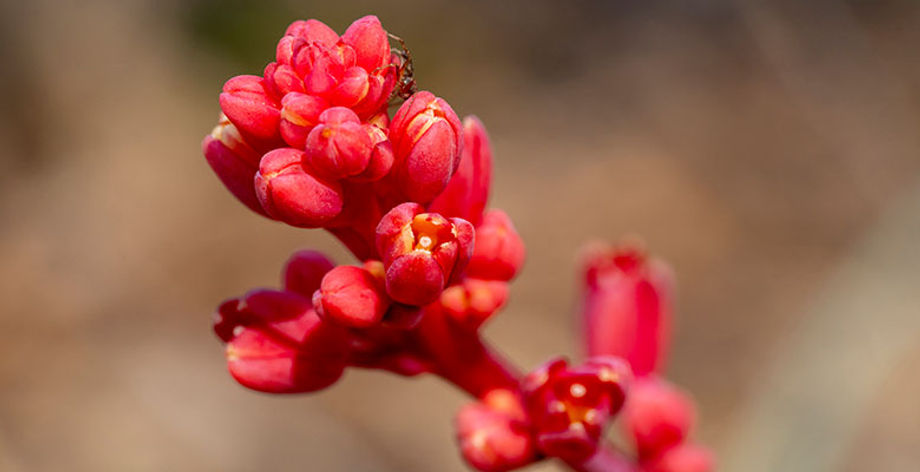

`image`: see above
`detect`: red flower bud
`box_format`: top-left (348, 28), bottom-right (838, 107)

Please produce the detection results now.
top-left (315, 265), bottom-right (390, 328)
top-left (219, 75), bottom-right (281, 145)
top-left (522, 356), bottom-right (631, 462)
top-left (329, 66), bottom-right (370, 107)
top-left (282, 250), bottom-right (335, 297)
top-left (456, 399), bottom-right (535, 472)
top-left (440, 278), bottom-right (509, 328)
top-left (304, 107), bottom-right (374, 179)
top-left (342, 15), bottom-right (390, 72)
top-left (375, 203), bottom-right (474, 305)
top-left (202, 116), bottom-right (267, 216)
top-left (623, 377), bottom-right (695, 460)
top-left (430, 116), bottom-right (493, 226)
top-left (581, 242), bottom-right (673, 377)
top-left (279, 92), bottom-right (328, 149)
top-left (645, 443), bottom-right (714, 472)
top-left (389, 91), bottom-right (463, 203)
top-left (350, 124), bottom-right (394, 182)
top-left (217, 290), bottom-right (350, 394)
top-left (466, 210), bottom-right (525, 281)
top-left (254, 148), bottom-right (344, 227)
top-left (263, 62), bottom-right (305, 99)
top-left (284, 19), bottom-right (338, 46)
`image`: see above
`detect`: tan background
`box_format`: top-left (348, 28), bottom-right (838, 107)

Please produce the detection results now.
top-left (1, 0), bottom-right (919, 470)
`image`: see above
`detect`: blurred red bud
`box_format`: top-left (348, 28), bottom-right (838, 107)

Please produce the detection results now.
top-left (217, 290), bottom-right (350, 394)
top-left (254, 148), bottom-right (344, 227)
top-left (376, 203), bottom-right (474, 305)
top-left (279, 92), bottom-right (328, 149)
top-left (342, 15), bottom-right (390, 72)
top-left (581, 242), bottom-right (673, 377)
top-left (456, 401), bottom-right (535, 472)
top-left (389, 91), bottom-right (463, 203)
top-left (645, 443), bottom-right (714, 472)
top-left (440, 278), bottom-right (509, 328)
top-left (430, 116), bottom-right (493, 226)
top-left (202, 116), bottom-right (267, 216)
top-left (282, 250), bottom-right (335, 297)
top-left (623, 377), bottom-right (696, 460)
top-left (316, 265), bottom-right (390, 328)
top-left (219, 75), bottom-right (282, 145)
top-left (304, 107), bottom-right (374, 179)
top-left (466, 210), bottom-right (525, 281)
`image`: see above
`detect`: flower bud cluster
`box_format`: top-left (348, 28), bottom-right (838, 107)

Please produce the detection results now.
top-left (202, 16), bottom-right (711, 472)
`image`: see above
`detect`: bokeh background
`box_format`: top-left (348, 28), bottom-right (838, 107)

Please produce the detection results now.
top-left (1, 0), bottom-right (919, 470)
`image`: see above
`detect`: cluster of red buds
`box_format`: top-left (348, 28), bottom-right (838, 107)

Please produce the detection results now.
top-left (202, 15), bottom-right (713, 472)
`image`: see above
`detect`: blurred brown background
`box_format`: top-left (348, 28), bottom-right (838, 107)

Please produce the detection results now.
top-left (1, 0), bottom-right (919, 470)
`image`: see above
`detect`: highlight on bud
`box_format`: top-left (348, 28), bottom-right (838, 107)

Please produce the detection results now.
top-left (375, 203), bottom-right (474, 306)
top-left (215, 289), bottom-right (350, 394)
top-left (202, 115), bottom-right (267, 216)
top-left (623, 377), bottom-right (696, 460)
top-left (388, 91), bottom-right (464, 203)
top-left (580, 241), bottom-right (673, 377)
top-left (521, 356), bottom-right (632, 462)
top-left (465, 210), bottom-right (525, 281)
top-left (430, 115), bottom-right (493, 226)
top-left (254, 147), bottom-right (344, 227)
top-left (314, 265), bottom-right (390, 328)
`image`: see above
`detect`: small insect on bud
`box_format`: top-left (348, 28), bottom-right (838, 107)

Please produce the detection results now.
top-left (430, 116), bottom-right (493, 226)
top-left (388, 91), bottom-right (463, 203)
top-left (217, 290), bottom-right (350, 394)
top-left (303, 107), bottom-right (374, 180)
top-left (522, 356), bottom-right (632, 462)
top-left (465, 210), bottom-right (525, 282)
top-left (314, 265), bottom-right (390, 328)
top-left (202, 116), bottom-right (267, 216)
top-left (581, 241), bottom-right (674, 377)
top-left (254, 148), bottom-right (344, 227)
top-left (376, 203), bottom-right (474, 306)
top-left (218, 75), bottom-right (282, 146)
top-left (623, 377), bottom-right (696, 460)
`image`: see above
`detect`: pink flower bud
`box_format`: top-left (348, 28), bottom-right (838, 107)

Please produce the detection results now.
top-left (284, 19), bottom-right (338, 46)
top-left (282, 250), bottom-right (335, 297)
top-left (522, 356), bottom-right (631, 462)
top-left (329, 66), bottom-right (370, 107)
top-left (304, 107), bottom-right (374, 179)
top-left (342, 15), bottom-right (390, 72)
top-left (279, 92), bottom-right (328, 149)
top-left (581, 242), bottom-right (673, 377)
top-left (219, 75), bottom-right (281, 145)
top-left (466, 210), bottom-right (525, 281)
top-left (315, 265), bottom-right (390, 328)
top-left (440, 278), bottom-right (509, 328)
top-left (645, 443), bottom-right (714, 472)
top-left (202, 116), bottom-right (267, 216)
top-left (217, 290), bottom-right (350, 394)
top-left (430, 116), bottom-right (493, 226)
top-left (254, 148), bottom-right (344, 227)
top-left (263, 62), bottom-right (305, 99)
top-left (456, 400), bottom-right (535, 472)
top-left (375, 203), bottom-right (475, 305)
top-left (623, 377), bottom-right (696, 460)
top-left (389, 91), bottom-right (463, 203)
top-left (349, 124), bottom-right (394, 182)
